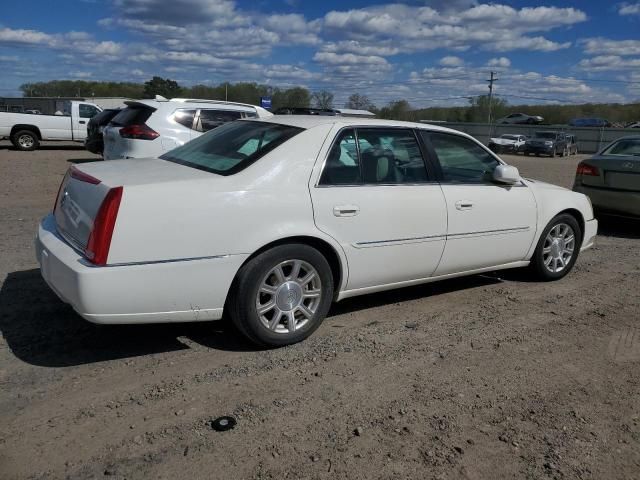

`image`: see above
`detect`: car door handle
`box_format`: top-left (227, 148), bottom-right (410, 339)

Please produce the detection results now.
top-left (79, 120), bottom-right (86, 124)
top-left (333, 205), bottom-right (360, 217)
top-left (455, 200), bottom-right (474, 211)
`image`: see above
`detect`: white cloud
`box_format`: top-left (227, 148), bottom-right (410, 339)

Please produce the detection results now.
top-left (579, 55), bottom-right (640, 71)
top-left (618, 3), bottom-right (640, 15)
top-left (581, 38), bottom-right (640, 56)
top-left (487, 57), bottom-right (511, 68)
top-left (439, 56), bottom-right (464, 67)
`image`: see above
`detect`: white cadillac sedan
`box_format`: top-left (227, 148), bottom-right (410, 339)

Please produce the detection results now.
top-left (36, 117), bottom-right (597, 346)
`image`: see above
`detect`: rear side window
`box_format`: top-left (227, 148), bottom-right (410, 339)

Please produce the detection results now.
top-left (160, 121), bottom-right (303, 175)
top-left (173, 109), bottom-right (196, 129)
top-left (319, 128), bottom-right (429, 185)
top-left (110, 107), bottom-right (153, 126)
top-left (198, 109), bottom-right (244, 132)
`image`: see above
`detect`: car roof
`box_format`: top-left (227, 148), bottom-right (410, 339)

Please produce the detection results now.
top-left (125, 98), bottom-right (261, 113)
top-left (250, 115), bottom-right (475, 136)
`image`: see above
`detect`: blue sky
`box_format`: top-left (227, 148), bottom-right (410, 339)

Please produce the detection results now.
top-left (1, 0), bottom-right (639, 107)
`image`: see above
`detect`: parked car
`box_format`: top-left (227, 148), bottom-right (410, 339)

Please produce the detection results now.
top-left (569, 118), bottom-right (611, 128)
top-left (496, 113), bottom-right (544, 125)
top-left (488, 134), bottom-right (527, 154)
top-left (573, 136), bottom-right (640, 218)
top-left (625, 122), bottom-right (640, 129)
top-left (274, 107), bottom-right (338, 116)
top-left (36, 116), bottom-right (597, 346)
top-left (0, 101), bottom-right (101, 150)
top-left (524, 131), bottom-right (569, 157)
top-left (566, 134), bottom-right (579, 155)
top-left (85, 108), bottom-right (121, 155)
top-left (102, 97), bottom-right (273, 160)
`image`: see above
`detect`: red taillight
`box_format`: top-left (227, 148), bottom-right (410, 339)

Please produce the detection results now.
top-left (576, 162), bottom-right (600, 176)
top-left (85, 187), bottom-right (123, 266)
top-left (70, 166), bottom-right (101, 185)
top-left (119, 124), bottom-right (159, 140)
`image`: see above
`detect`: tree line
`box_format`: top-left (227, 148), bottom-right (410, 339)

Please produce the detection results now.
top-left (18, 77), bottom-right (640, 124)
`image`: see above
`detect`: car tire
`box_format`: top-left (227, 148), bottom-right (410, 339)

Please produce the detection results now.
top-left (227, 244), bottom-right (334, 347)
top-left (529, 214), bottom-right (582, 281)
top-left (12, 130), bottom-right (39, 151)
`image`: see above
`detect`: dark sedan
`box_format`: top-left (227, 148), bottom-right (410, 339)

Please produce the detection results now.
top-left (573, 136), bottom-right (640, 218)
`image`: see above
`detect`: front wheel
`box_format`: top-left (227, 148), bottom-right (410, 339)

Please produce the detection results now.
top-left (12, 130), bottom-right (39, 151)
top-left (227, 244), bottom-right (334, 347)
top-left (529, 214), bottom-right (582, 281)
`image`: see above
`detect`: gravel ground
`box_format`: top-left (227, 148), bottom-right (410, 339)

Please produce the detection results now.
top-left (1, 141), bottom-right (639, 480)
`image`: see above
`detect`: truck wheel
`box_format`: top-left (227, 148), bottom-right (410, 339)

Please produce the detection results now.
top-left (12, 130), bottom-right (39, 151)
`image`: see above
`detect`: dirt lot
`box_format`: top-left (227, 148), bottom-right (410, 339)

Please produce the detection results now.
top-left (1, 141), bottom-right (639, 480)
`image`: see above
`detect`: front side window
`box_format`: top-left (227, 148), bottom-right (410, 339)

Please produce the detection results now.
top-left (198, 109), bottom-right (243, 132)
top-left (319, 128), bottom-right (429, 185)
top-left (160, 121), bottom-right (303, 175)
top-left (79, 104), bottom-right (100, 118)
top-left (425, 132), bottom-right (500, 183)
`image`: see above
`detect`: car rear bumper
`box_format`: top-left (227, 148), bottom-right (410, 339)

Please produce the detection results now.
top-left (36, 214), bottom-right (246, 324)
top-left (524, 145), bottom-right (554, 155)
top-left (573, 185), bottom-right (640, 217)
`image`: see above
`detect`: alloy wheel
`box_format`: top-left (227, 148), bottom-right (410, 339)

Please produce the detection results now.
top-left (255, 259), bottom-right (322, 334)
top-left (542, 223), bottom-right (575, 273)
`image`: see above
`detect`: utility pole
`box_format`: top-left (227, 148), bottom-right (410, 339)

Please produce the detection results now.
top-left (487, 71), bottom-right (498, 124)
top-left (225, 83), bottom-right (228, 101)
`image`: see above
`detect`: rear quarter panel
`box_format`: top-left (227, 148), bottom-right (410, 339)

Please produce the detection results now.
top-left (106, 124), bottom-right (344, 266)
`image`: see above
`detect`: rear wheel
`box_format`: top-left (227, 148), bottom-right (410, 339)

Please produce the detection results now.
top-left (12, 130), bottom-right (39, 151)
top-left (529, 214), bottom-right (582, 281)
top-left (227, 244), bottom-right (334, 347)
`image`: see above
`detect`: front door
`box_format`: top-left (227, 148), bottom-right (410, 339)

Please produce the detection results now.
top-left (420, 131), bottom-right (537, 275)
top-left (310, 127), bottom-right (448, 291)
top-left (74, 103), bottom-right (101, 141)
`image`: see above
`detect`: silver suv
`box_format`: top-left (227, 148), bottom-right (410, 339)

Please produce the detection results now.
top-left (103, 97), bottom-right (273, 160)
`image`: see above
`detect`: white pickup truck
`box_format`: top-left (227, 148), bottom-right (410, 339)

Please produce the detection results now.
top-left (0, 101), bottom-right (101, 151)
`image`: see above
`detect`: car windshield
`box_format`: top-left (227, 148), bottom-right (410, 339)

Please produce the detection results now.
top-left (601, 138), bottom-right (640, 156)
top-left (501, 135), bottom-right (519, 140)
top-left (160, 121), bottom-right (304, 175)
top-left (534, 132), bottom-right (556, 139)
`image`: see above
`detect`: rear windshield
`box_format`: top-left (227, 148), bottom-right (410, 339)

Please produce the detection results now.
top-left (110, 106), bottom-right (153, 126)
top-left (601, 138), bottom-right (640, 156)
top-left (534, 132), bottom-right (556, 139)
top-left (160, 121), bottom-right (304, 175)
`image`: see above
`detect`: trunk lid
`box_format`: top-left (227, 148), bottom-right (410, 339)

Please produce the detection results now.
top-left (53, 159), bottom-right (212, 253)
top-left (580, 155), bottom-right (640, 191)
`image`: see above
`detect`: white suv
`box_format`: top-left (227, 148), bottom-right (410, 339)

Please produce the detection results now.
top-left (102, 97), bottom-right (273, 160)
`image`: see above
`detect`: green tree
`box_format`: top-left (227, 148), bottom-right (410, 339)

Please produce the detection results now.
top-left (143, 77), bottom-right (183, 99)
top-left (312, 90), bottom-right (334, 109)
top-left (345, 93), bottom-right (375, 111)
top-left (467, 95), bottom-right (510, 123)
top-left (272, 87), bottom-right (311, 109)
top-left (378, 100), bottom-right (412, 120)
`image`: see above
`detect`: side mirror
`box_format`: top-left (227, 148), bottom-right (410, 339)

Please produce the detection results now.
top-left (493, 164), bottom-right (521, 185)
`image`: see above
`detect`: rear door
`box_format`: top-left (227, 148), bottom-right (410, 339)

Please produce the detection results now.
top-left (421, 131), bottom-right (537, 275)
top-left (310, 126), bottom-right (448, 291)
